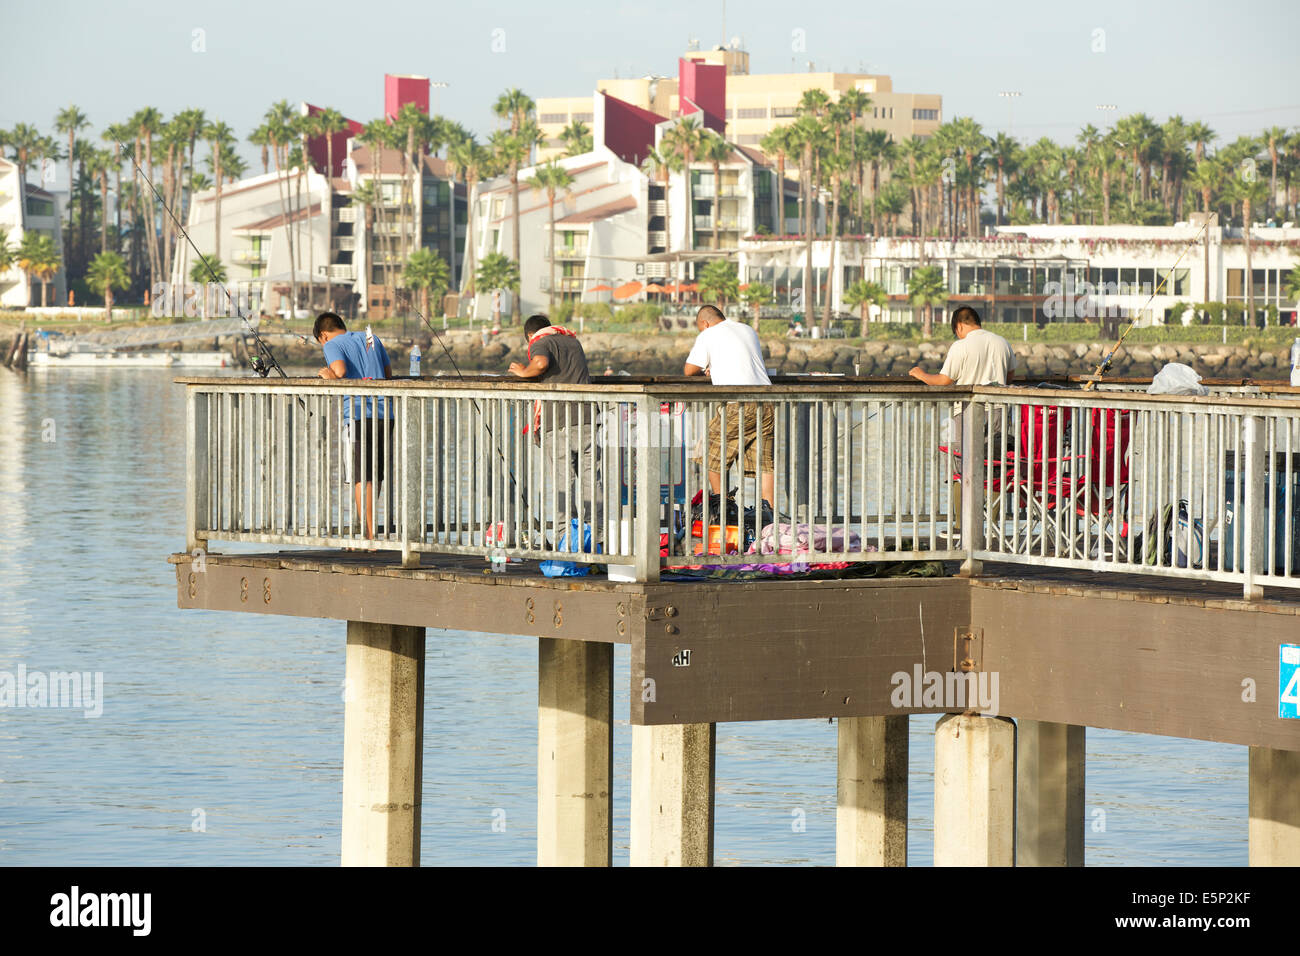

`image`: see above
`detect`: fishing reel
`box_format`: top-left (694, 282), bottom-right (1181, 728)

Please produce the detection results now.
top-left (249, 355), bottom-right (271, 377)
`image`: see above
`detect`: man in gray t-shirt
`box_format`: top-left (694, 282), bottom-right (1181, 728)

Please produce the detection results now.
top-left (509, 314), bottom-right (602, 535)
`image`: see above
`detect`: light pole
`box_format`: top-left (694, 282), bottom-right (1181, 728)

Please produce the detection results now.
top-left (998, 91), bottom-right (1021, 140)
top-left (1096, 103), bottom-right (1117, 130)
top-left (431, 81), bottom-right (449, 116)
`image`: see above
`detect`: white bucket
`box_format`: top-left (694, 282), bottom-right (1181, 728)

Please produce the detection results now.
top-left (606, 520), bottom-right (635, 582)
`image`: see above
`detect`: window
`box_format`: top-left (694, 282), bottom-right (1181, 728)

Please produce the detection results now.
top-left (1226, 269), bottom-right (1244, 298)
top-left (26, 197), bottom-right (55, 217)
top-left (912, 109), bottom-right (938, 121)
top-left (771, 105), bottom-right (799, 118)
top-left (539, 113), bottom-right (568, 124)
top-left (736, 107), bottom-right (767, 119)
top-left (572, 113), bottom-right (593, 122)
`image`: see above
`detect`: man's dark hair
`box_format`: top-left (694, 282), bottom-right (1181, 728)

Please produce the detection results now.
top-left (697, 304), bottom-right (725, 324)
top-left (950, 306), bottom-right (982, 336)
top-left (313, 311), bottom-right (346, 341)
top-left (524, 314), bottom-right (551, 337)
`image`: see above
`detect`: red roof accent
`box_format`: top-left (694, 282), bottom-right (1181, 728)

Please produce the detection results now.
top-left (556, 195), bottom-right (637, 224)
top-left (234, 202), bottom-right (324, 232)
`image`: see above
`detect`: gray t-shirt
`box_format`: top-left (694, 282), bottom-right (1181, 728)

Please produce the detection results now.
top-left (532, 332), bottom-right (591, 429)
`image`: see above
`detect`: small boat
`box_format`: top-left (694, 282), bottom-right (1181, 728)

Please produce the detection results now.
top-left (28, 332), bottom-right (231, 369)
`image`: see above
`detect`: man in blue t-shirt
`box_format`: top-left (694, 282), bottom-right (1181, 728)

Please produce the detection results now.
top-left (314, 312), bottom-right (394, 544)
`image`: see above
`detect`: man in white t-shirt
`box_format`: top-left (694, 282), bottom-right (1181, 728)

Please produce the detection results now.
top-left (684, 305), bottom-right (775, 513)
top-left (908, 306), bottom-right (1016, 388)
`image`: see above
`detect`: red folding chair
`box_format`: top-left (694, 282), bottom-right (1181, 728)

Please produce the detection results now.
top-left (1004, 404), bottom-right (1087, 555)
top-left (1073, 408), bottom-right (1133, 559)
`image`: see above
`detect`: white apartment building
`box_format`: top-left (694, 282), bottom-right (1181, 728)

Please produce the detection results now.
top-left (738, 223), bottom-right (1300, 325)
top-left (0, 157), bottom-right (67, 309)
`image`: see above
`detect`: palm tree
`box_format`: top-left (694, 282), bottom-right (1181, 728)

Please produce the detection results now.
top-left (698, 131), bottom-right (732, 251)
top-left (525, 159), bottom-right (575, 308)
top-left (789, 113), bottom-right (824, 308)
top-left (492, 88), bottom-right (536, 324)
top-left (759, 126), bottom-right (792, 232)
top-left (559, 120), bottom-right (592, 157)
top-left (1227, 173), bottom-right (1268, 326)
top-left (876, 182), bottom-right (907, 237)
top-left (843, 279), bottom-right (888, 337)
top-left (248, 125), bottom-right (271, 175)
top-left (54, 105), bottom-right (88, 262)
top-left (263, 101), bottom-right (300, 314)
top-left (86, 147), bottom-right (112, 255)
top-left (202, 121), bottom-right (234, 264)
top-left (697, 259), bottom-right (738, 308)
top-left (403, 248), bottom-right (451, 320)
top-left (476, 251), bottom-right (520, 327)
top-left (1283, 262), bottom-right (1300, 311)
top-left (359, 118), bottom-right (399, 314)
top-left (101, 123), bottom-right (131, 251)
top-left (740, 281), bottom-right (771, 329)
top-left (7, 122), bottom-right (41, 194)
top-left (18, 232), bottom-right (60, 307)
top-left (820, 147), bottom-right (850, 334)
top-left (87, 250), bottom-right (129, 321)
top-left (315, 107), bottom-right (349, 178)
top-left (1264, 126), bottom-right (1288, 221)
top-left (662, 115), bottom-right (704, 269)
top-left (861, 129), bottom-right (896, 236)
top-left (1187, 158), bottom-right (1224, 217)
top-left (0, 227), bottom-right (17, 280)
top-left (447, 137), bottom-right (490, 299)
top-left (990, 132), bottom-right (1019, 227)
top-left (907, 264), bottom-right (947, 339)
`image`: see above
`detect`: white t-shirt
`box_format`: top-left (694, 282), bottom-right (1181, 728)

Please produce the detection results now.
top-left (686, 320), bottom-right (771, 385)
top-left (940, 328), bottom-right (1016, 386)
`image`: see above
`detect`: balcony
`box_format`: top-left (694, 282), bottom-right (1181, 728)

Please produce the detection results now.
top-left (333, 206), bottom-right (357, 223)
top-left (553, 247), bottom-right (587, 262)
top-left (332, 236), bottom-right (357, 252)
top-left (232, 249), bottom-right (267, 264)
top-left (648, 231), bottom-right (667, 248)
top-left (327, 264), bottom-right (357, 281)
top-left (648, 200), bottom-right (666, 217)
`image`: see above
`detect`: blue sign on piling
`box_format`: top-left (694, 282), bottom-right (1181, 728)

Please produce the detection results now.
top-left (1281, 644), bottom-right (1300, 720)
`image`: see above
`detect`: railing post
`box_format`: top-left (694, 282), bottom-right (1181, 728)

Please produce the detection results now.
top-left (186, 388), bottom-right (209, 555)
top-left (634, 395), bottom-right (661, 583)
top-left (1243, 415), bottom-right (1267, 600)
top-left (959, 397), bottom-right (985, 577)
top-left (399, 393), bottom-right (423, 569)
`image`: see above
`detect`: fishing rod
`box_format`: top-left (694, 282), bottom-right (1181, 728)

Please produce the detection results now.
top-left (1082, 212), bottom-right (1216, 390)
top-left (116, 139), bottom-right (287, 379)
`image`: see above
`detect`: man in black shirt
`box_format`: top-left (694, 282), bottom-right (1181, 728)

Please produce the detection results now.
top-left (509, 314), bottom-right (603, 536)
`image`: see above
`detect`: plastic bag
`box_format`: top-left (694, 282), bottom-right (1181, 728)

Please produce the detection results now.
top-left (540, 520), bottom-right (602, 577)
top-left (1147, 363), bottom-right (1208, 396)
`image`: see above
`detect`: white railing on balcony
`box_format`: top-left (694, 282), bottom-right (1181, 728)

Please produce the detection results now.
top-left (232, 249), bottom-right (267, 264)
top-left (334, 206), bottom-right (357, 223)
top-left (327, 264), bottom-right (356, 281)
top-left (332, 236), bottom-right (356, 252)
top-left (180, 380), bottom-right (1300, 594)
top-left (648, 200), bottom-right (667, 217)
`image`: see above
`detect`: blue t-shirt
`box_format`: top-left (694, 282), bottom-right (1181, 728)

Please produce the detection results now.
top-left (323, 330), bottom-right (392, 419)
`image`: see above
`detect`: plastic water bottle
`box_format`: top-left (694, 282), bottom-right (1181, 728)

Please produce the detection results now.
top-left (409, 344), bottom-right (421, 378)
top-left (1291, 336), bottom-right (1300, 387)
top-left (489, 548), bottom-right (507, 573)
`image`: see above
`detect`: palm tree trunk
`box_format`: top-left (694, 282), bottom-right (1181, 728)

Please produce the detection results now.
top-left (711, 161), bottom-right (720, 251)
top-left (802, 147), bottom-right (813, 316)
top-left (104, 285), bottom-right (113, 322)
top-left (213, 146), bottom-right (223, 262)
top-left (821, 177), bottom-right (840, 334)
top-left (99, 172), bottom-right (109, 255)
top-left (510, 161), bottom-right (522, 323)
top-left (1244, 199), bottom-right (1254, 327)
top-left (548, 191), bottom-right (556, 308)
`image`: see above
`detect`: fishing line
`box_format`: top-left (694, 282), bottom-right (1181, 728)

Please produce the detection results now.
top-left (117, 139), bottom-right (287, 379)
top-left (1083, 212), bottom-right (1217, 390)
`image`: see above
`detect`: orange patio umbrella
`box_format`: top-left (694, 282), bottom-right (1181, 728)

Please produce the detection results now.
top-left (613, 280), bottom-right (643, 300)
top-left (587, 283), bottom-right (613, 292)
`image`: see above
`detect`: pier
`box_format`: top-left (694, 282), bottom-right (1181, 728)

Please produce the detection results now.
top-left (170, 376), bottom-right (1300, 866)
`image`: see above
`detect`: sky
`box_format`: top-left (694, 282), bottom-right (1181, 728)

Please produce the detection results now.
top-left (4, 0), bottom-right (1299, 190)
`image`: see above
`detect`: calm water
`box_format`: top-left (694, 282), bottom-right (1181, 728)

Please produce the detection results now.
top-left (0, 368), bottom-right (1247, 865)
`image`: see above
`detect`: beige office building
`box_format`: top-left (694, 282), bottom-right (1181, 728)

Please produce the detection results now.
top-left (537, 46), bottom-right (942, 159)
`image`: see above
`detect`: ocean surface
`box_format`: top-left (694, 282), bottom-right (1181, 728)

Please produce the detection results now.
top-left (0, 368), bottom-right (1248, 866)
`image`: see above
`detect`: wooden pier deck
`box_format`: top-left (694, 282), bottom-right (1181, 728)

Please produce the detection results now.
top-left (169, 376), bottom-right (1300, 866)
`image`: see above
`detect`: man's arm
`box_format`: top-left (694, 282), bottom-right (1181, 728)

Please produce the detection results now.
top-left (908, 367), bottom-right (955, 386)
top-left (318, 358), bottom-right (347, 379)
top-left (508, 354), bottom-right (550, 378)
top-left (683, 362), bottom-right (707, 376)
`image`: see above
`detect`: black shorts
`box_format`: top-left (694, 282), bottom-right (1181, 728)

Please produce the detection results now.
top-left (348, 417), bottom-right (395, 483)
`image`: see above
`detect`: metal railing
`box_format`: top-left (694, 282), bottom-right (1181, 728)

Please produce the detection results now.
top-left (181, 379), bottom-right (1300, 595)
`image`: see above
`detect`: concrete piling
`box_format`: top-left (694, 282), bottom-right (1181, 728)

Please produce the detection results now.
top-left (1248, 745), bottom-right (1300, 866)
top-left (836, 715), bottom-right (909, 866)
top-left (537, 637), bottom-right (613, 866)
top-left (341, 621), bottom-right (426, 867)
top-left (934, 713), bottom-right (1016, 867)
top-left (630, 722), bottom-right (715, 866)
top-left (1016, 720), bottom-right (1085, 866)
